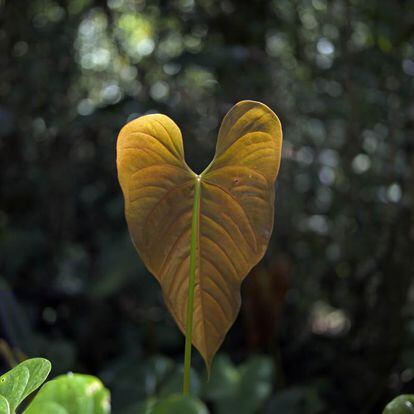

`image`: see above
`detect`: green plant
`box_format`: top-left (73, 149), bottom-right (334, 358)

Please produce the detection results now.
top-left (0, 359), bottom-right (112, 414)
top-left (203, 354), bottom-right (273, 414)
top-left (383, 395), bottom-right (414, 414)
top-left (116, 100), bottom-right (283, 393)
top-left (0, 358), bottom-right (50, 414)
top-left (24, 373), bottom-right (110, 414)
top-left (0, 396), bottom-right (10, 414)
top-left (151, 395), bottom-right (208, 414)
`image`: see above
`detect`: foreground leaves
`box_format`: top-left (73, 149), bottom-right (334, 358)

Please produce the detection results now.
top-left (0, 358), bottom-right (51, 413)
top-left (0, 396), bottom-right (10, 414)
top-left (25, 373), bottom-right (110, 414)
top-left (203, 355), bottom-right (273, 414)
top-left (151, 395), bottom-right (209, 414)
top-left (383, 395), bottom-right (414, 414)
top-left (117, 100), bottom-right (282, 369)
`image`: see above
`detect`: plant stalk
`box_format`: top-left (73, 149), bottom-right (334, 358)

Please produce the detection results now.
top-left (183, 176), bottom-right (201, 395)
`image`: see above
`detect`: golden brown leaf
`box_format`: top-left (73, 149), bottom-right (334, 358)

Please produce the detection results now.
top-left (117, 100), bottom-right (283, 369)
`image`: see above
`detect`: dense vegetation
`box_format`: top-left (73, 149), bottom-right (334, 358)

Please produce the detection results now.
top-left (1, 0), bottom-right (413, 413)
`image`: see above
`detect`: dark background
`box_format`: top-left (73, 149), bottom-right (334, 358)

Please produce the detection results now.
top-left (1, 0), bottom-right (414, 413)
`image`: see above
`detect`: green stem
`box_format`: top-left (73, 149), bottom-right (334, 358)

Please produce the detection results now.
top-left (183, 176), bottom-right (201, 395)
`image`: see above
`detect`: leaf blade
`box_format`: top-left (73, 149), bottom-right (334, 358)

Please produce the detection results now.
top-left (383, 395), bottom-right (414, 414)
top-left (117, 101), bottom-right (282, 369)
top-left (19, 358), bottom-right (52, 402)
top-left (24, 373), bottom-right (110, 414)
top-left (0, 395), bottom-right (10, 414)
top-left (151, 394), bottom-right (209, 414)
top-left (0, 365), bottom-right (29, 413)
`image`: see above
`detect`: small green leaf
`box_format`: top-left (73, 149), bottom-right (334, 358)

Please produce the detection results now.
top-left (24, 373), bottom-right (110, 414)
top-left (0, 358), bottom-right (50, 413)
top-left (203, 355), bottom-right (273, 414)
top-left (0, 395), bottom-right (10, 414)
top-left (19, 358), bottom-right (52, 402)
top-left (383, 395), bottom-right (414, 414)
top-left (132, 398), bottom-right (156, 414)
top-left (151, 395), bottom-right (209, 414)
top-left (0, 365), bottom-right (29, 413)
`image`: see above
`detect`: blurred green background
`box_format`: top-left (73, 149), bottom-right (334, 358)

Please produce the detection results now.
top-left (0, 0), bottom-right (413, 412)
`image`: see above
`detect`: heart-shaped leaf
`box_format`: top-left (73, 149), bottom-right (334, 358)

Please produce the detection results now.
top-left (0, 358), bottom-right (51, 413)
top-left (117, 100), bottom-right (282, 369)
top-left (24, 373), bottom-right (110, 414)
